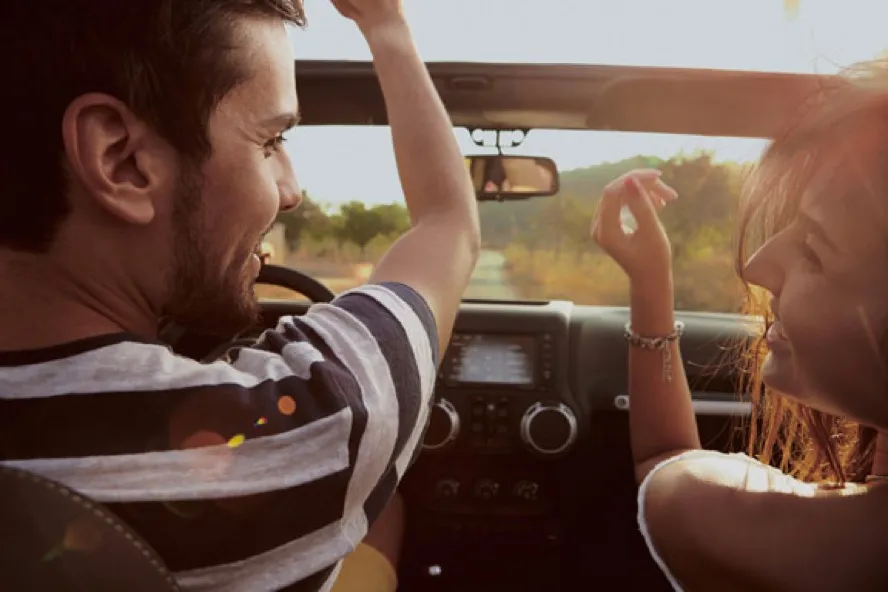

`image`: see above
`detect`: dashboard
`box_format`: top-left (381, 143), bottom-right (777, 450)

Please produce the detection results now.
top-left (248, 299), bottom-right (752, 591)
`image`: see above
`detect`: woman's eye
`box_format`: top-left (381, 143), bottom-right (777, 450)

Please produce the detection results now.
top-left (800, 238), bottom-right (823, 270)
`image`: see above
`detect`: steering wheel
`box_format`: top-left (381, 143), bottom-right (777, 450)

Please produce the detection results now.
top-left (255, 263), bottom-right (335, 304)
top-left (160, 264), bottom-right (335, 359)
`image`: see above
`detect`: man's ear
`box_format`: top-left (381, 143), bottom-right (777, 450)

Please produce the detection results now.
top-left (61, 93), bottom-right (176, 226)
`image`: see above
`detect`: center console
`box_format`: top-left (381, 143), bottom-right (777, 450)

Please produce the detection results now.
top-left (424, 331), bottom-right (578, 458)
top-left (400, 302), bottom-right (581, 586)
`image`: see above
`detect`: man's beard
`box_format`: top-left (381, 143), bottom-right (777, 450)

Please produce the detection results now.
top-left (161, 168), bottom-right (261, 337)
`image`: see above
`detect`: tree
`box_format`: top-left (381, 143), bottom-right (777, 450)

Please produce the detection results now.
top-left (495, 152), bottom-right (747, 312)
top-left (274, 190), bottom-right (331, 248)
top-left (657, 152), bottom-right (737, 261)
top-left (336, 201), bottom-right (411, 258)
top-left (372, 203), bottom-right (411, 236)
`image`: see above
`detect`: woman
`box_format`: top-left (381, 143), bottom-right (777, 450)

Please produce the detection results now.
top-left (592, 66), bottom-right (888, 591)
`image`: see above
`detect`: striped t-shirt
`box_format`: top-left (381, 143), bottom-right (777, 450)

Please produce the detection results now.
top-left (0, 282), bottom-right (439, 592)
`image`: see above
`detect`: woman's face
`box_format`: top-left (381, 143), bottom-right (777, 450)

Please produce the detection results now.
top-left (743, 159), bottom-right (888, 430)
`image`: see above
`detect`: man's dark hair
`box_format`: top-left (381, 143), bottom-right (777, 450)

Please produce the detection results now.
top-left (0, 1), bottom-right (305, 253)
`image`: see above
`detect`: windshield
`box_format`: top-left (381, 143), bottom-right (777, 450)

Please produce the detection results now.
top-left (291, 0), bottom-right (888, 74)
top-left (264, 1), bottom-right (888, 312)
top-left (258, 127), bottom-right (767, 313)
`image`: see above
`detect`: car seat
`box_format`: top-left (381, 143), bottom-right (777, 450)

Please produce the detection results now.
top-left (0, 465), bottom-right (179, 591)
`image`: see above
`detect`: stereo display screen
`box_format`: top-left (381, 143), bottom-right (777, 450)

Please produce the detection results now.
top-left (446, 333), bottom-right (536, 386)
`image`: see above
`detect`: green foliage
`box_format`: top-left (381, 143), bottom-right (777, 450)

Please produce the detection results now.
top-left (274, 191), bottom-right (331, 247)
top-left (277, 196), bottom-right (410, 259)
top-left (476, 152), bottom-right (747, 311)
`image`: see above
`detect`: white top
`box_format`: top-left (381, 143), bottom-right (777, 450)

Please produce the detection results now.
top-left (636, 449), bottom-right (810, 591)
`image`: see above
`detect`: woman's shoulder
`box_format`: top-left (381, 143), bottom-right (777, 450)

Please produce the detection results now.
top-left (637, 449), bottom-right (888, 591)
top-left (641, 449), bottom-right (818, 496)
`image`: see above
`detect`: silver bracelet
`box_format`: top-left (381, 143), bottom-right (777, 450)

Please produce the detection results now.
top-left (623, 321), bottom-right (685, 383)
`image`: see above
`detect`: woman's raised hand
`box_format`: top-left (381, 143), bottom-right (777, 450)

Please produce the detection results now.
top-left (591, 169), bottom-right (678, 290)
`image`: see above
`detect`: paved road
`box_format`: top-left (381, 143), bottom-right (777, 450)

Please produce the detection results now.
top-left (275, 249), bottom-right (520, 301)
top-left (465, 250), bottom-right (518, 300)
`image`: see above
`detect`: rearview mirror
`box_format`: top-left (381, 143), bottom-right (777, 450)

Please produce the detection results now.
top-left (466, 155), bottom-right (559, 201)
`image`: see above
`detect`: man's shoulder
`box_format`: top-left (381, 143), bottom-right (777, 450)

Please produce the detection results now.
top-left (310, 282), bottom-right (440, 376)
top-left (0, 334), bottom-right (278, 400)
top-left (324, 282), bottom-right (437, 351)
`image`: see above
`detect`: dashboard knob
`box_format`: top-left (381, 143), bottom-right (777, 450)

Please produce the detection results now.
top-left (520, 401), bottom-right (578, 456)
top-left (472, 478), bottom-right (500, 501)
top-left (434, 478), bottom-right (460, 499)
top-left (422, 398), bottom-right (460, 451)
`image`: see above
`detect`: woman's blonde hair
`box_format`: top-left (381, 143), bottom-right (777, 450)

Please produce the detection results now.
top-left (737, 61), bottom-right (888, 484)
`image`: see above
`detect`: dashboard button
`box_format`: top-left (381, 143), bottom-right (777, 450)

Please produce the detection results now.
top-left (512, 480), bottom-right (539, 502)
top-left (434, 479), bottom-right (460, 499)
top-left (472, 478), bottom-right (500, 501)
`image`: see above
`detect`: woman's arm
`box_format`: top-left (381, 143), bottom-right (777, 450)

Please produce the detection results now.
top-left (627, 279), bottom-right (700, 480)
top-left (591, 171), bottom-right (700, 481)
top-left (645, 456), bottom-right (888, 592)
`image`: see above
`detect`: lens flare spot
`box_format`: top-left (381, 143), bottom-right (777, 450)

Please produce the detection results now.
top-left (63, 518), bottom-right (104, 552)
top-left (255, 417), bottom-right (268, 426)
top-left (277, 396), bottom-right (297, 416)
top-left (181, 430), bottom-right (226, 450)
top-left (227, 434), bottom-right (246, 449)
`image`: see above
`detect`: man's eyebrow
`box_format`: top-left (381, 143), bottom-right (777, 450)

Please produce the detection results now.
top-left (260, 111), bottom-right (301, 131)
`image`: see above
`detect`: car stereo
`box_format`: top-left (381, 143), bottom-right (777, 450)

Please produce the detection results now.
top-left (441, 332), bottom-right (554, 391)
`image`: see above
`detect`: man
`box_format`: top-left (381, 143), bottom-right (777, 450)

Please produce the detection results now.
top-left (0, 1), bottom-right (480, 591)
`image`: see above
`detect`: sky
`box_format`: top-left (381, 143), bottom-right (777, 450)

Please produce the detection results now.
top-left (284, 0), bottom-right (888, 206)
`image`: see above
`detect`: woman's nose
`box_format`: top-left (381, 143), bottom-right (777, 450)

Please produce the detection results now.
top-left (741, 237), bottom-right (785, 294)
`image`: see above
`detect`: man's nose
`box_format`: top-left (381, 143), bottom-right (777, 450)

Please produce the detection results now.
top-left (279, 181), bottom-right (302, 212)
top-left (277, 152), bottom-right (301, 212)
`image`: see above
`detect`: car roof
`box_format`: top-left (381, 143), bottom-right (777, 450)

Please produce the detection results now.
top-left (295, 60), bottom-right (834, 138)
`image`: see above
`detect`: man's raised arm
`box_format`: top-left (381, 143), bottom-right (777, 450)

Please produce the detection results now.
top-left (335, 2), bottom-right (481, 359)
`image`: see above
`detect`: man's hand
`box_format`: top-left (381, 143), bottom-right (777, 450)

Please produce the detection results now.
top-left (590, 169), bottom-right (678, 292)
top-left (330, 0), bottom-right (403, 31)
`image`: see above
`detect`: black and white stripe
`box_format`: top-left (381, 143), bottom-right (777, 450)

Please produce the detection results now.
top-left (0, 282), bottom-right (438, 592)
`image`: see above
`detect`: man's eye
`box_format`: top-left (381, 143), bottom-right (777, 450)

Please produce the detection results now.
top-left (263, 134), bottom-right (287, 157)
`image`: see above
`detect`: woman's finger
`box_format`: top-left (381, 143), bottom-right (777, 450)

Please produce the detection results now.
top-left (651, 178), bottom-right (679, 202)
top-left (632, 177), bottom-right (677, 204)
top-left (605, 169), bottom-right (662, 195)
top-left (623, 176), bottom-right (661, 232)
top-left (592, 183), bottom-right (628, 251)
